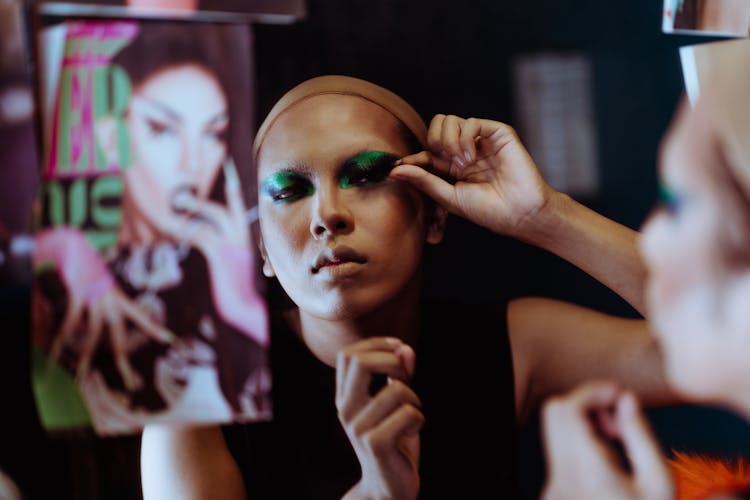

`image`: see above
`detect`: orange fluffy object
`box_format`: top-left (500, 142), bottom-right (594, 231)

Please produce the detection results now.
top-left (669, 451), bottom-right (750, 499)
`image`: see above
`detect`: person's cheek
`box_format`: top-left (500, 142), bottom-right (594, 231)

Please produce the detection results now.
top-left (148, 133), bottom-right (180, 176)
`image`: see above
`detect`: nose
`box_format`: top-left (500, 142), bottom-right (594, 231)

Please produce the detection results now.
top-left (309, 184), bottom-right (354, 239)
top-left (181, 136), bottom-right (203, 173)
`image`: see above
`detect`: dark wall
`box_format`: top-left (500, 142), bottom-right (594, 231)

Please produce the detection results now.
top-left (252, 1), bottom-right (750, 498)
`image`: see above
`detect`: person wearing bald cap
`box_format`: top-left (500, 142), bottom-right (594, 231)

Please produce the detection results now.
top-left (142, 75), bottom-right (678, 499)
top-left (542, 39), bottom-right (750, 500)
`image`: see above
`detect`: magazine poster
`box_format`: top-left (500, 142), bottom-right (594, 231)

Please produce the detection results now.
top-left (28, 0), bottom-right (305, 19)
top-left (30, 15), bottom-right (271, 435)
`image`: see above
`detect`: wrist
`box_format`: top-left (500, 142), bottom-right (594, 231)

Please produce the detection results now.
top-left (511, 188), bottom-right (571, 246)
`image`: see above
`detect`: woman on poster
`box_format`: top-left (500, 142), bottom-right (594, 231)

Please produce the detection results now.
top-left (33, 22), bottom-right (269, 434)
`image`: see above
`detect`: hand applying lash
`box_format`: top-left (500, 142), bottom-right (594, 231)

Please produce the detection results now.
top-left (390, 115), bottom-right (553, 239)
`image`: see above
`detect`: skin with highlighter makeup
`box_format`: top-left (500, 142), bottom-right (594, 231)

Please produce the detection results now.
top-left (141, 77), bottom-right (678, 499)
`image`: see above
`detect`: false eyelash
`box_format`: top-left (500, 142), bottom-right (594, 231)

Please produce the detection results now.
top-left (340, 151), bottom-right (399, 188)
top-left (261, 171), bottom-right (314, 203)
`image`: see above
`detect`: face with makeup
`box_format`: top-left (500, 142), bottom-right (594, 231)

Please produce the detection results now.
top-left (257, 94), bottom-right (443, 320)
top-left (118, 64), bottom-right (228, 243)
top-left (640, 99), bottom-right (750, 402)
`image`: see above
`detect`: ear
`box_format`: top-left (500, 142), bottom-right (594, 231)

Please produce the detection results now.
top-left (426, 204), bottom-right (447, 245)
top-left (95, 115), bottom-right (120, 167)
top-left (258, 236), bottom-right (276, 278)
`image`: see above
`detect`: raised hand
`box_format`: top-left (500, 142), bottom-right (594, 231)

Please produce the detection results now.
top-left (35, 227), bottom-right (174, 391)
top-left (391, 114), bottom-right (554, 238)
top-left (337, 337), bottom-right (423, 500)
top-left (158, 159), bottom-right (268, 345)
top-left (542, 381), bottom-right (673, 500)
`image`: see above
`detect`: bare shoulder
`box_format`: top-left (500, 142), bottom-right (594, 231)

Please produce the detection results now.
top-left (141, 425), bottom-right (246, 500)
top-left (507, 297), bottom-right (663, 422)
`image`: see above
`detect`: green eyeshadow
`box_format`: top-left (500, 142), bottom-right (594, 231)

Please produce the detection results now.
top-left (261, 171), bottom-right (314, 203)
top-left (339, 151), bottom-right (399, 189)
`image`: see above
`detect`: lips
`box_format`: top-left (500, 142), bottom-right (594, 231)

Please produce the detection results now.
top-left (311, 246), bottom-right (367, 274)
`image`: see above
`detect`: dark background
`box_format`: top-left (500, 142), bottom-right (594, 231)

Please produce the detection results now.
top-left (251, 1), bottom-right (750, 495)
top-left (3, 0), bottom-right (750, 498)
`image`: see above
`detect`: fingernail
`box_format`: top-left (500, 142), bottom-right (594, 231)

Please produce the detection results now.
top-left (385, 337), bottom-right (403, 346)
top-left (393, 158), bottom-right (403, 166)
top-left (453, 155), bottom-right (465, 168)
top-left (463, 150), bottom-right (472, 163)
top-left (394, 343), bottom-right (416, 379)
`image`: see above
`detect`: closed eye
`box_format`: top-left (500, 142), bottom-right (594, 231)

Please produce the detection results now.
top-left (261, 171), bottom-right (314, 203)
top-left (339, 151), bottom-right (399, 189)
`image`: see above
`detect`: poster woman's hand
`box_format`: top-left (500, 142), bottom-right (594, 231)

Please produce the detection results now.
top-left (541, 381), bottom-right (673, 500)
top-left (160, 160), bottom-right (268, 346)
top-left (337, 338), bottom-right (423, 500)
top-left (35, 228), bottom-right (174, 391)
top-left (391, 115), bottom-right (555, 238)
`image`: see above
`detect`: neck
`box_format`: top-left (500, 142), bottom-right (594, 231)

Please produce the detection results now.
top-left (292, 277), bottom-right (422, 367)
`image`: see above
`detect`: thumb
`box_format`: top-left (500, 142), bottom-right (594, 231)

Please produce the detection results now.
top-left (617, 392), bottom-right (674, 498)
top-left (390, 164), bottom-right (457, 213)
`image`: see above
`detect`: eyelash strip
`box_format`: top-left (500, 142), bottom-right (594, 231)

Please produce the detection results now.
top-left (339, 151), bottom-right (399, 189)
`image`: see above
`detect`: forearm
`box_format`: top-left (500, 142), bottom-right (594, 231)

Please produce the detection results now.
top-left (516, 191), bottom-right (647, 316)
top-left (141, 424), bottom-right (246, 500)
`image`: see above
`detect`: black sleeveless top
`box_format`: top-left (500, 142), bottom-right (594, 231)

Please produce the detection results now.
top-left (222, 302), bottom-right (518, 499)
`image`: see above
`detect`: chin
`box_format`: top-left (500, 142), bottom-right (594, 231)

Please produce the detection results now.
top-left (297, 284), bottom-right (403, 322)
top-left (305, 296), bottom-right (381, 321)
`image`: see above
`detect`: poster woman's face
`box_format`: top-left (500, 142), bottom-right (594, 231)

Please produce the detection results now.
top-left (640, 102), bottom-right (750, 400)
top-left (257, 95), bottom-right (438, 320)
top-left (122, 64), bottom-right (228, 240)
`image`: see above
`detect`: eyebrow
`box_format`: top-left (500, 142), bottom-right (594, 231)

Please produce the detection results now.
top-left (134, 97), bottom-right (228, 128)
top-left (262, 160), bottom-right (315, 177)
top-left (262, 150), bottom-right (397, 177)
top-left (135, 96), bottom-right (181, 122)
top-left (343, 150), bottom-right (394, 163)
